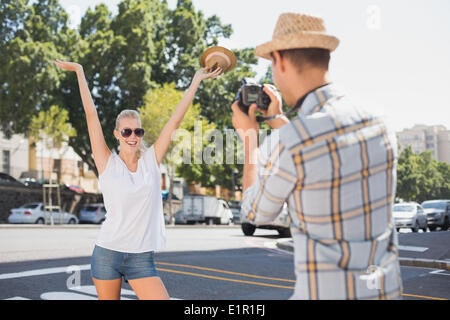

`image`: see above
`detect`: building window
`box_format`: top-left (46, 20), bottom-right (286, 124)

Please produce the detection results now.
top-left (2, 150), bottom-right (10, 174)
top-left (53, 159), bottom-right (61, 173)
top-left (77, 161), bottom-right (84, 176)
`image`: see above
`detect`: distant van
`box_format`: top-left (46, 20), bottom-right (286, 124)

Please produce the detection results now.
top-left (180, 195), bottom-right (233, 225)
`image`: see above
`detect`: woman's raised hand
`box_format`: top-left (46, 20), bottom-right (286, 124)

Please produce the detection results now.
top-left (192, 67), bottom-right (223, 84)
top-left (53, 59), bottom-right (83, 72)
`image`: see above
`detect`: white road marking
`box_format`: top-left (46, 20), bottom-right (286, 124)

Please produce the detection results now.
top-left (429, 269), bottom-right (450, 276)
top-left (397, 245), bottom-right (429, 252)
top-left (0, 264), bottom-right (91, 280)
top-left (1, 266), bottom-right (182, 300)
top-left (69, 285), bottom-right (137, 297)
top-left (41, 291), bottom-right (98, 300)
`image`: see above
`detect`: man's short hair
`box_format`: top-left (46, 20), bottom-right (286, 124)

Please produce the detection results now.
top-left (271, 48), bottom-right (330, 72)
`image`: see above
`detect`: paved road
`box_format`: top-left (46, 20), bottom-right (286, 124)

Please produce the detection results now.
top-left (0, 226), bottom-right (449, 300)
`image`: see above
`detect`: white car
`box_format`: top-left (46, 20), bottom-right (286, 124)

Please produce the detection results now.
top-left (8, 202), bottom-right (79, 225)
top-left (392, 202), bottom-right (427, 232)
top-left (241, 203), bottom-right (291, 237)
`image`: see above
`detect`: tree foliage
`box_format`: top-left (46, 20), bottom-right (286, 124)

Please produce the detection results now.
top-left (396, 146), bottom-right (450, 203)
top-left (1, 0), bottom-right (258, 190)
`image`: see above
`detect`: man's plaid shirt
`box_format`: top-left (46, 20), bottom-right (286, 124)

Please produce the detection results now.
top-left (241, 84), bottom-right (403, 300)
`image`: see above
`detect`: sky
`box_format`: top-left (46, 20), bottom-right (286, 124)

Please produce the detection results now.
top-left (59, 0), bottom-right (450, 133)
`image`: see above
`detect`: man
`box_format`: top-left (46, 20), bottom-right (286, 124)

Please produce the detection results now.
top-left (231, 13), bottom-right (402, 299)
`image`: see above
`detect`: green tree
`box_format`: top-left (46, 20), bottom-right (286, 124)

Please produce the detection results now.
top-left (28, 104), bottom-right (76, 225)
top-left (1, 0), bottom-right (257, 188)
top-left (154, 0), bottom-right (233, 88)
top-left (0, 0), bottom-right (74, 137)
top-left (436, 161), bottom-right (450, 199)
top-left (396, 146), bottom-right (421, 202)
top-left (396, 146), bottom-right (450, 203)
top-left (415, 151), bottom-right (443, 202)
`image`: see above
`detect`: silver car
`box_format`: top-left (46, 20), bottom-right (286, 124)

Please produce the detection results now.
top-left (79, 204), bottom-right (106, 224)
top-left (241, 203), bottom-right (291, 237)
top-left (421, 200), bottom-right (450, 231)
top-left (8, 202), bottom-right (78, 225)
top-left (393, 203), bottom-right (427, 232)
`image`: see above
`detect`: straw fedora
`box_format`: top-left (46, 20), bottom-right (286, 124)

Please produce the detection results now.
top-left (200, 46), bottom-right (237, 73)
top-left (256, 13), bottom-right (339, 60)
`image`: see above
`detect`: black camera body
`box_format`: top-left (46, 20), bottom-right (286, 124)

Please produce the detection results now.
top-left (235, 78), bottom-right (271, 114)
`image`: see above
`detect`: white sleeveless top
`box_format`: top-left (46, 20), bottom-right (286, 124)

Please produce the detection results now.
top-left (95, 145), bottom-right (166, 253)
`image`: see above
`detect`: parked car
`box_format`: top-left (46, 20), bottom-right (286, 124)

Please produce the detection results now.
top-left (421, 200), bottom-right (450, 231)
top-left (19, 178), bottom-right (42, 188)
top-left (174, 209), bottom-right (187, 225)
top-left (228, 200), bottom-right (242, 224)
top-left (8, 202), bottom-right (78, 225)
top-left (79, 204), bottom-right (106, 224)
top-left (240, 203), bottom-right (291, 237)
top-left (17, 178), bottom-right (76, 193)
top-left (392, 202), bottom-right (427, 232)
top-left (0, 173), bottom-right (25, 186)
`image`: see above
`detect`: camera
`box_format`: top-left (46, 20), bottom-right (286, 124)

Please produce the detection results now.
top-left (235, 78), bottom-right (271, 114)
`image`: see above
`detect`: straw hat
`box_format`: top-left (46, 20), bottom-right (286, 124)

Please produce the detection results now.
top-left (200, 46), bottom-right (237, 73)
top-left (256, 13), bottom-right (339, 60)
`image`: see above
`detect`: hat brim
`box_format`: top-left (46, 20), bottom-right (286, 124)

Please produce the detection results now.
top-left (256, 32), bottom-right (340, 60)
top-left (200, 46), bottom-right (237, 73)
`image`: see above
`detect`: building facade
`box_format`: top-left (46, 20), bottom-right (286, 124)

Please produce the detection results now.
top-left (396, 124), bottom-right (450, 164)
top-left (0, 132), bottom-right (29, 179)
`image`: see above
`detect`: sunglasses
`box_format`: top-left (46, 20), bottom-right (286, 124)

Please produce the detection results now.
top-left (117, 128), bottom-right (145, 138)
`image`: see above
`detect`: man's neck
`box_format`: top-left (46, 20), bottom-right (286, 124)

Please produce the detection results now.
top-left (288, 68), bottom-right (330, 106)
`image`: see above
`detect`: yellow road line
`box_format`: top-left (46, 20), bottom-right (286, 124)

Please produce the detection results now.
top-left (401, 293), bottom-right (448, 301)
top-left (156, 262), bottom-right (448, 300)
top-left (156, 267), bottom-right (295, 290)
top-left (156, 261), bottom-right (296, 283)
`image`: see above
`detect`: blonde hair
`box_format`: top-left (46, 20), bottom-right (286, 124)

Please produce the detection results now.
top-left (115, 109), bottom-right (147, 159)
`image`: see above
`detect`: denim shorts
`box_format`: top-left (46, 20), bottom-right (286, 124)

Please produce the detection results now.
top-left (91, 245), bottom-right (159, 282)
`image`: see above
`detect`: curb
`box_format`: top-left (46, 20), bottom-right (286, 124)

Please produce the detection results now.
top-left (398, 257), bottom-right (450, 271)
top-left (276, 239), bottom-right (450, 271)
top-left (0, 224), bottom-right (240, 230)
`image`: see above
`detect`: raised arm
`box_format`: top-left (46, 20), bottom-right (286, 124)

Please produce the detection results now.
top-left (153, 67), bottom-right (222, 165)
top-left (53, 59), bottom-right (111, 175)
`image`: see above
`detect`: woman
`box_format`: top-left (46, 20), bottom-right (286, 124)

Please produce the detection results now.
top-left (53, 59), bottom-right (221, 300)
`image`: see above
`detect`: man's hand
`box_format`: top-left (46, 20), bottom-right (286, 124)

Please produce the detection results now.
top-left (256, 84), bottom-right (289, 129)
top-left (231, 101), bottom-right (259, 142)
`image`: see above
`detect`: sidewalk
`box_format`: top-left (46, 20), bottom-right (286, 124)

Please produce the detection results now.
top-left (277, 231), bottom-right (450, 271)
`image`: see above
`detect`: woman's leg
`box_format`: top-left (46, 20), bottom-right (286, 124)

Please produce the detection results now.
top-left (128, 277), bottom-right (169, 300)
top-left (92, 277), bottom-right (123, 300)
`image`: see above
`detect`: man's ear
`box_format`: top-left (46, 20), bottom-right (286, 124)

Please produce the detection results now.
top-left (271, 51), bottom-right (285, 73)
